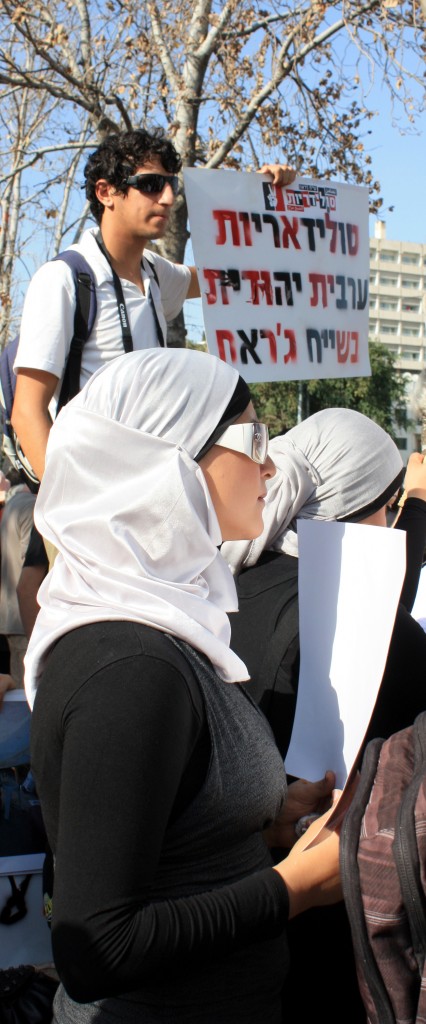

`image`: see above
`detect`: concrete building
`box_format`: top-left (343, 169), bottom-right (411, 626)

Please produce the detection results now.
top-left (369, 220), bottom-right (426, 459)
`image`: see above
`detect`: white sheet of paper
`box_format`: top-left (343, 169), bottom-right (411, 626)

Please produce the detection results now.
top-left (285, 520), bottom-right (406, 788)
top-left (183, 168), bottom-right (370, 383)
top-left (411, 563), bottom-right (426, 633)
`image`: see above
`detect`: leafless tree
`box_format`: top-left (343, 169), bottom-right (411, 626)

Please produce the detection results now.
top-left (0, 0), bottom-right (424, 346)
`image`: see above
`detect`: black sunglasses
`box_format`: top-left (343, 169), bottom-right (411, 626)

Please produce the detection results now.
top-left (125, 173), bottom-right (180, 196)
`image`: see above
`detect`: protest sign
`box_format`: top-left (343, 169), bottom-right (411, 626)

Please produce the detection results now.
top-left (184, 169), bottom-right (371, 384)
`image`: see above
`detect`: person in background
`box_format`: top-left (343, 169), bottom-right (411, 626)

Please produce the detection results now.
top-left (0, 469), bottom-right (10, 516)
top-left (11, 126), bottom-right (295, 584)
top-left (26, 348), bottom-right (342, 1024)
top-left (0, 471), bottom-right (36, 692)
top-left (0, 470), bottom-right (13, 699)
top-left (222, 408), bottom-right (426, 756)
top-left (11, 127), bottom-right (295, 484)
top-left (222, 407), bottom-right (426, 1024)
top-left (16, 524), bottom-right (49, 640)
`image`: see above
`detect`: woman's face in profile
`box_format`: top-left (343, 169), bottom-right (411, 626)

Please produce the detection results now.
top-left (199, 402), bottom-right (275, 542)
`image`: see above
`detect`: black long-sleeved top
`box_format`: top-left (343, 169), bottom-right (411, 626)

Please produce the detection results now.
top-left (31, 621), bottom-right (289, 1023)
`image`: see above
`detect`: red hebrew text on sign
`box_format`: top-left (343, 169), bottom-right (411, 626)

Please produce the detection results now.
top-left (184, 168), bottom-right (370, 383)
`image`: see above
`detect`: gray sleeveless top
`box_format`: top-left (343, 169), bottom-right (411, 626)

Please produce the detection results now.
top-left (53, 639), bottom-right (288, 1024)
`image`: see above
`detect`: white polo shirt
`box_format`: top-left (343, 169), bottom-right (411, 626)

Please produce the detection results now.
top-left (14, 227), bottom-right (191, 416)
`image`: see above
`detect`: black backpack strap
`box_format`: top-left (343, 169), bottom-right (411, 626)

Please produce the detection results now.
top-left (53, 251), bottom-right (97, 412)
top-left (57, 271), bottom-right (93, 411)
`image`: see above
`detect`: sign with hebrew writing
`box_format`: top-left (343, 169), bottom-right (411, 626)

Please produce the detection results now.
top-left (184, 169), bottom-right (371, 383)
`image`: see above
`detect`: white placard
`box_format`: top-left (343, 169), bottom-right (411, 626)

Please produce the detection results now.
top-left (184, 168), bottom-right (371, 383)
top-left (285, 520), bottom-right (406, 788)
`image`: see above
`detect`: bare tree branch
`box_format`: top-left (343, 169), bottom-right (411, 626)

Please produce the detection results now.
top-left (0, 0), bottom-right (423, 346)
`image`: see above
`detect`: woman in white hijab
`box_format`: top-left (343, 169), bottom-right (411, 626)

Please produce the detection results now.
top-left (222, 407), bottom-right (426, 1024)
top-left (223, 407), bottom-right (426, 754)
top-left (27, 348), bottom-right (341, 1024)
top-left (223, 406), bottom-right (406, 572)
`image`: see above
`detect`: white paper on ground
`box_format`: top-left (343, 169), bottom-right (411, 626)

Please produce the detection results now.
top-left (285, 520), bottom-right (406, 789)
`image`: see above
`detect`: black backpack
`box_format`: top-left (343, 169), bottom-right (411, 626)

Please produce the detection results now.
top-left (0, 250), bottom-right (97, 491)
top-left (340, 710), bottom-right (426, 1024)
top-left (0, 248), bottom-right (163, 491)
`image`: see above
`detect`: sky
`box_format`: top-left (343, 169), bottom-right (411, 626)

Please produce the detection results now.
top-left (366, 90), bottom-right (425, 245)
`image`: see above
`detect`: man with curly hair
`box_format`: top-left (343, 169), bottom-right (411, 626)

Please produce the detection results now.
top-left (11, 129), bottom-right (193, 483)
top-left (11, 128), bottom-right (291, 483)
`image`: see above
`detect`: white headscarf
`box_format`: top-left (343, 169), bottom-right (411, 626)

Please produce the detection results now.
top-left (222, 407), bottom-right (404, 573)
top-left (24, 348), bottom-right (251, 708)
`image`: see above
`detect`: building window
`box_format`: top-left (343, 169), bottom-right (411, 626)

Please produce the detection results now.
top-left (395, 438), bottom-right (408, 450)
top-left (380, 275), bottom-right (398, 287)
top-left (395, 405), bottom-right (408, 430)
top-left (402, 326), bottom-right (421, 337)
top-left (380, 300), bottom-right (398, 311)
top-left (380, 251), bottom-right (397, 262)
top-left (369, 249), bottom-right (377, 260)
top-left (380, 323), bottom-right (398, 334)
top-left (401, 254), bottom-right (419, 265)
top-left (401, 277), bottom-right (420, 289)
top-left (402, 302), bottom-right (419, 313)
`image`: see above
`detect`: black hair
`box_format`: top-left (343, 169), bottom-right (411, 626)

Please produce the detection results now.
top-left (194, 376), bottom-right (251, 462)
top-left (84, 128), bottom-right (182, 223)
top-left (338, 468), bottom-right (405, 523)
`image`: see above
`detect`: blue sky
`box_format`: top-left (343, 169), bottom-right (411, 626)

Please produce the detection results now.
top-left (366, 95), bottom-right (425, 245)
top-left (361, 28), bottom-right (425, 246)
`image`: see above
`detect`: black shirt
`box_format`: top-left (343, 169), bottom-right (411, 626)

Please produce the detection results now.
top-left (31, 621), bottom-right (289, 1021)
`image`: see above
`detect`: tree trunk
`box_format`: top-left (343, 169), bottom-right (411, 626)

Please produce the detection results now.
top-left (157, 190), bottom-right (191, 348)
